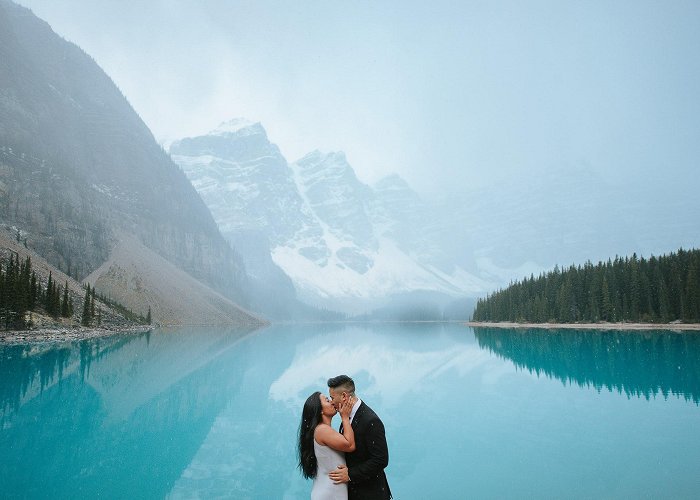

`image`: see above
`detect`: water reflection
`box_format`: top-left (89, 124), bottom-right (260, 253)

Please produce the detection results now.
top-left (473, 327), bottom-right (700, 403)
top-left (269, 322), bottom-right (487, 408)
top-left (0, 327), bottom-right (258, 499)
top-left (1, 324), bottom-right (699, 499)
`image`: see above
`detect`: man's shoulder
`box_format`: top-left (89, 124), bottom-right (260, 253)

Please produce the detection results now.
top-left (357, 401), bottom-right (383, 422)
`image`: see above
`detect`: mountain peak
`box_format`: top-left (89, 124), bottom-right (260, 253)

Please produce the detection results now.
top-left (210, 118), bottom-right (264, 137)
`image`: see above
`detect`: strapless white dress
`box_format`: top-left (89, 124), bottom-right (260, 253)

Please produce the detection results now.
top-left (311, 440), bottom-right (348, 500)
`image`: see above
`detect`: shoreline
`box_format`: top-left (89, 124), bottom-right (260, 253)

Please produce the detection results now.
top-left (466, 321), bottom-right (700, 331)
top-left (0, 325), bottom-right (153, 345)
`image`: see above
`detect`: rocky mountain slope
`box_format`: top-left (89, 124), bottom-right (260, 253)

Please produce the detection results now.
top-left (85, 233), bottom-right (262, 327)
top-left (0, 1), bottom-right (261, 326)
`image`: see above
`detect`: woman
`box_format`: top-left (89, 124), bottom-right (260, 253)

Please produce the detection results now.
top-left (298, 391), bottom-right (356, 499)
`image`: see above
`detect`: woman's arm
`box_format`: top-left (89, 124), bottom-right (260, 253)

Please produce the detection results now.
top-left (315, 401), bottom-right (356, 452)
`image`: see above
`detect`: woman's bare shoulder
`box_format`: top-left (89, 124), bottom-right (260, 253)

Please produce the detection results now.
top-left (314, 423), bottom-right (334, 444)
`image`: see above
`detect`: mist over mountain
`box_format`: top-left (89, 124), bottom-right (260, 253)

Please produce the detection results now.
top-left (3, 0), bottom-right (697, 323)
top-left (172, 118), bottom-right (700, 318)
top-left (171, 120), bottom-right (490, 315)
top-left (435, 167), bottom-right (700, 284)
top-left (0, 1), bottom-right (261, 326)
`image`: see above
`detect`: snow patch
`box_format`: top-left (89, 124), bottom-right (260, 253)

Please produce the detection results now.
top-left (272, 237), bottom-right (490, 300)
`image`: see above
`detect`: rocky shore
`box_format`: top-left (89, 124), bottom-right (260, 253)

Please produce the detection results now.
top-left (0, 325), bottom-right (152, 345)
top-left (467, 321), bottom-right (700, 331)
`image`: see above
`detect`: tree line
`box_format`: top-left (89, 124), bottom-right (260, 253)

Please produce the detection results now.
top-left (472, 248), bottom-right (700, 323)
top-left (0, 253), bottom-right (148, 330)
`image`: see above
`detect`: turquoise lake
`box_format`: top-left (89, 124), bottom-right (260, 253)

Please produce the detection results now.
top-left (1, 323), bottom-right (699, 499)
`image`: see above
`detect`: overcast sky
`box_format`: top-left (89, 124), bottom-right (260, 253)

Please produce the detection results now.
top-left (16, 0), bottom-right (700, 195)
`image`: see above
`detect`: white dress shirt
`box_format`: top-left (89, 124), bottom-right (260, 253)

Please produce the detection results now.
top-left (349, 397), bottom-right (362, 423)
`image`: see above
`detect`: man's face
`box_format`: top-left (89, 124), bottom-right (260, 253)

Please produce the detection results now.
top-left (328, 387), bottom-right (346, 410)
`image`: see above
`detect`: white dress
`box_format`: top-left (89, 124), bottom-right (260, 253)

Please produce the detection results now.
top-left (311, 439), bottom-right (348, 500)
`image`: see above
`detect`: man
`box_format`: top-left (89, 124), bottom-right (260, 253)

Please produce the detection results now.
top-left (327, 375), bottom-right (392, 500)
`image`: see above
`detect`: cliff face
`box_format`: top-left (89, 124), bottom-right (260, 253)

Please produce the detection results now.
top-left (0, 1), bottom-right (257, 323)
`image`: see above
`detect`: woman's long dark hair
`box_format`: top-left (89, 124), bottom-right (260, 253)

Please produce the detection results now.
top-left (298, 391), bottom-right (323, 479)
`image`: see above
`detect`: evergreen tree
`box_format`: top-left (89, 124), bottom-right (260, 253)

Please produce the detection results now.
top-left (685, 259), bottom-right (699, 322)
top-left (61, 281), bottom-right (70, 318)
top-left (628, 254), bottom-right (641, 321)
top-left (18, 256), bottom-right (30, 315)
top-left (45, 271), bottom-right (53, 314)
top-left (29, 271), bottom-right (37, 310)
top-left (90, 286), bottom-right (96, 320)
top-left (601, 277), bottom-right (613, 321)
top-left (51, 281), bottom-right (60, 318)
top-left (81, 284), bottom-right (92, 326)
top-left (0, 261), bottom-right (4, 317)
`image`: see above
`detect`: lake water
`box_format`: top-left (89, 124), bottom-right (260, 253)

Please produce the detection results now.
top-left (1, 323), bottom-right (699, 499)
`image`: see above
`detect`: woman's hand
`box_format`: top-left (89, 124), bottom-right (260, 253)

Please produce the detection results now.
top-left (338, 398), bottom-right (353, 419)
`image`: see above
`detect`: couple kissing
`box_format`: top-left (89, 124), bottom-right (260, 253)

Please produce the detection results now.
top-left (298, 375), bottom-right (392, 500)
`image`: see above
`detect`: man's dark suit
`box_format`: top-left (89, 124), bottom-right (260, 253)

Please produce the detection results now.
top-left (343, 401), bottom-right (392, 500)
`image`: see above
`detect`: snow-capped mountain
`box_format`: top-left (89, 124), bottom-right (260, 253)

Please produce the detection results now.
top-left (170, 118), bottom-right (315, 244)
top-left (171, 119), bottom-right (700, 317)
top-left (170, 120), bottom-right (491, 312)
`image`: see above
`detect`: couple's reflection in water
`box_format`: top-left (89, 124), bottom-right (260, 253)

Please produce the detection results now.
top-left (473, 327), bottom-right (700, 403)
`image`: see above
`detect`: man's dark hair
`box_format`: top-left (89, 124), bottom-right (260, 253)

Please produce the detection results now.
top-left (327, 374), bottom-right (355, 394)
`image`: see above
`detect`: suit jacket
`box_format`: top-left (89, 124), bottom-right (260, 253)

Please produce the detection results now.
top-left (344, 401), bottom-right (392, 500)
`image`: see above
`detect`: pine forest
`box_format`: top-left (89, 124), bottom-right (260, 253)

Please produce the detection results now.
top-left (472, 248), bottom-right (700, 324)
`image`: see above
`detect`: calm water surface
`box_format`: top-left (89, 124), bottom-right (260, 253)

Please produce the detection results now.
top-left (1, 324), bottom-right (699, 499)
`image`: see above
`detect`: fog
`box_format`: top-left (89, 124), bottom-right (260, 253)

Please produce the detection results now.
top-left (17, 0), bottom-right (700, 196)
top-left (10, 0), bottom-right (699, 313)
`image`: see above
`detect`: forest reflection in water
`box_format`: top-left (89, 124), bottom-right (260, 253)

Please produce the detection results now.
top-left (473, 327), bottom-right (700, 404)
top-left (0, 327), bottom-right (260, 498)
top-left (0, 331), bottom-right (153, 417)
top-left (3, 326), bottom-right (699, 426)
